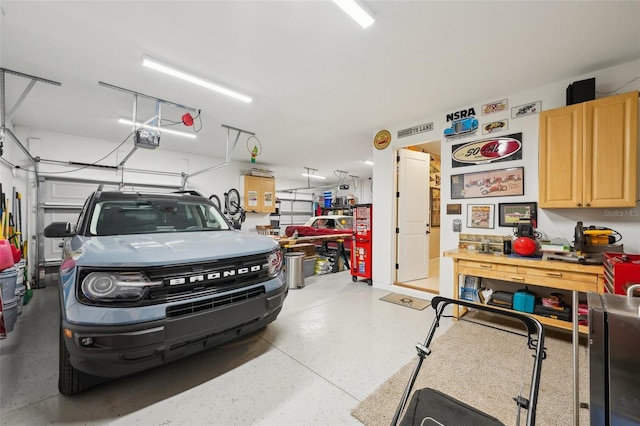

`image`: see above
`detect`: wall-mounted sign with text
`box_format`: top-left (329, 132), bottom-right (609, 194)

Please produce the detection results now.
top-left (511, 101), bottom-right (541, 119)
top-left (398, 122), bottom-right (433, 138)
top-left (443, 107), bottom-right (478, 141)
top-left (483, 119), bottom-right (509, 135)
top-left (482, 99), bottom-right (508, 115)
top-left (451, 132), bottom-right (523, 168)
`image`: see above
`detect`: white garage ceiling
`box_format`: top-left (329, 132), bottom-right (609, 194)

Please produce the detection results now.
top-left (1, 1), bottom-right (639, 184)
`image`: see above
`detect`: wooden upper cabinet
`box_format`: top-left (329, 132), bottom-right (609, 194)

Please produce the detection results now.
top-left (539, 103), bottom-right (583, 208)
top-left (538, 91), bottom-right (638, 208)
top-left (243, 175), bottom-right (276, 213)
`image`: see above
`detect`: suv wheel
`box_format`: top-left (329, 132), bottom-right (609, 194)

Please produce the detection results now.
top-left (58, 327), bottom-right (90, 396)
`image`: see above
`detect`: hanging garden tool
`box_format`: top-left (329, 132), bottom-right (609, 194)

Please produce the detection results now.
top-left (15, 191), bottom-right (23, 254)
top-left (247, 135), bottom-right (262, 164)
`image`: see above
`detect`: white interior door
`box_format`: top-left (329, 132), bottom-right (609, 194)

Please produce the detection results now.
top-left (396, 148), bottom-right (430, 282)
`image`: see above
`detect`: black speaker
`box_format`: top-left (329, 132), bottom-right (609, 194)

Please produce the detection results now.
top-left (566, 77), bottom-right (595, 106)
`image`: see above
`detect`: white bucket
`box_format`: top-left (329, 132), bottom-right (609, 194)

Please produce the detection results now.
top-left (15, 284), bottom-right (25, 315)
top-left (15, 259), bottom-right (25, 286)
top-left (2, 296), bottom-right (18, 333)
top-left (0, 266), bottom-right (17, 305)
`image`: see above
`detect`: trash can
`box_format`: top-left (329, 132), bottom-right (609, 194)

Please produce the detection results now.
top-left (285, 252), bottom-right (305, 289)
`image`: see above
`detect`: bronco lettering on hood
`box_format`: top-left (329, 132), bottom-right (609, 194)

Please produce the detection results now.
top-left (168, 264), bottom-right (265, 285)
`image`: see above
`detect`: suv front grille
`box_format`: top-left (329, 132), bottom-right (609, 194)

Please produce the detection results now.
top-left (77, 252), bottom-right (273, 307)
top-left (166, 286), bottom-right (265, 318)
top-left (147, 254), bottom-right (270, 302)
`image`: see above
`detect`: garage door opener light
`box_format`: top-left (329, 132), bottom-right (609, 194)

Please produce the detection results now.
top-left (143, 56), bottom-right (253, 104)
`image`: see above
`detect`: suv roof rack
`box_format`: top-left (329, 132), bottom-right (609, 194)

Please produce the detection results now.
top-left (173, 190), bottom-right (203, 197)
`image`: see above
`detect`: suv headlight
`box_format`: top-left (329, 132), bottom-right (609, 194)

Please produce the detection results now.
top-left (267, 249), bottom-right (284, 277)
top-left (81, 272), bottom-right (162, 301)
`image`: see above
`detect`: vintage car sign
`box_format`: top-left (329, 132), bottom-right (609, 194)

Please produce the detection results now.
top-left (482, 99), bottom-right (508, 115)
top-left (512, 101), bottom-right (541, 119)
top-left (452, 133), bottom-right (522, 167)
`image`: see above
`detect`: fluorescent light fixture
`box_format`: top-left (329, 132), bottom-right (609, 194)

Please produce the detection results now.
top-left (364, 160), bottom-right (374, 166)
top-left (142, 56), bottom-right (253, 103)
top-left (118, 118), bottom-right (196, 139)
top-left (332, 0), bottom-right (375, 29)
top-left (301, 173), bottom-right (326, 180)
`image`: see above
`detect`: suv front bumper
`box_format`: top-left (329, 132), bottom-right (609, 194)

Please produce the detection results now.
top-left (62, 283), bottom-right (287, 378)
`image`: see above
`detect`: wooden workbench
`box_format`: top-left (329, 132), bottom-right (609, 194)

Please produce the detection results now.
top-left (444, 248), bottom-right (605, 426)
top-left (443, 248), bottom-right (604, 333)
top-left (278, 233), bottom-right (352, 273)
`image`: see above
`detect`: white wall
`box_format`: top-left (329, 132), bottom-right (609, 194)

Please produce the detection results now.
top-left (372, 59), bottom-right (640, 299)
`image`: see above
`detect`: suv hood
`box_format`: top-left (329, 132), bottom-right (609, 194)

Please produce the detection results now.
top-left (71, 231), bottom-right (279, 267)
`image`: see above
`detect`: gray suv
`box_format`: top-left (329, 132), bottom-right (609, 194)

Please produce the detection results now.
top-left (44, 188), bottom-right (287, 395)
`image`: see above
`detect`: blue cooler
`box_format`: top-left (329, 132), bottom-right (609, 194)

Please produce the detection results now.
top-left (513, 287), bottom-right (536, 313)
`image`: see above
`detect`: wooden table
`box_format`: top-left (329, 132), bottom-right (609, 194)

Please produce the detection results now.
top-left (278, 234), bottom-right (352, 273)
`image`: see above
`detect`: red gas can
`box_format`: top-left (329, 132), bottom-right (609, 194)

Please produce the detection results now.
top-left (0, 240), bottom-right (15, 270)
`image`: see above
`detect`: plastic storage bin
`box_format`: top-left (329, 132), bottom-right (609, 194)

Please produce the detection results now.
top-left (323, 191), bottom-right (332, 208)
top-left (514, 288), bottom-right (536, 313)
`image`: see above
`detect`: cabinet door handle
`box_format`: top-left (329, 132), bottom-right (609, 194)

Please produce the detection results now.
top-left (479, 264), bottom-right (492, 269)
top-left (585, 202), bottom-right (591, 207)
top-left (546, 272), bottom-right (562, 277)
top-left (510, 276), bottom-right (525, 281)
top-left (576, 203), bottom-right (582, 207)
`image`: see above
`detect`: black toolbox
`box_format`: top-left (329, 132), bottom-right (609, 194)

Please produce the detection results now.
top-left (534, 304), bottom-right (571, 321)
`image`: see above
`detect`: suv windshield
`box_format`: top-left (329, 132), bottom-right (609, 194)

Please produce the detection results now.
top-left (89, 198), bottom-right (230, 236)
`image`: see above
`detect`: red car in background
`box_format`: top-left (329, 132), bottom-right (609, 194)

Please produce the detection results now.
top-left (284, 215), bottom-right (353, 250)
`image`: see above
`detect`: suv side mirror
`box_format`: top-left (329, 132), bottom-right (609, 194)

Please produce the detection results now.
top-left (44, 222), bottom-right (74, 238)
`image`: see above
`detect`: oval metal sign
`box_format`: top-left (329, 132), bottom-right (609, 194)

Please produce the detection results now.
top-left (452, 137), bottom-right (521, 164)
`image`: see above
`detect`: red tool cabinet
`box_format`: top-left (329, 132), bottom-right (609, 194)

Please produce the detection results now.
top-left (351, 204), bottom-right (372, 285)
top-left (603, 252), bottom-right (640, 295)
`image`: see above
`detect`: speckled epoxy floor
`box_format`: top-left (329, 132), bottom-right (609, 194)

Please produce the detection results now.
top-left (1, 271), bottom-right (445, 425)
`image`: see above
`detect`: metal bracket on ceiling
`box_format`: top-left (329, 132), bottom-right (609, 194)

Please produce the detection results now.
top-left (180, 124), bottom-right (255, 189)
top-left (0, 67), bottom-right (61, 290)
top-left (98, 81), bottom-right (200, 167)
top-left (334, 169), bottom-right (348, 184)
top-left (349, 174), bottom-right (359, 190)
top-left (0, 68), bottom-right (61, 155)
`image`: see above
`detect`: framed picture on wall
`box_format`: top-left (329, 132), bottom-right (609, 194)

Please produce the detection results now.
top-left (467, 204), bottom-right (495, 229)
top-left (498, 202), bottom-right (538, 227)
top-left (451, 166), bottom-right (524, 199)
top-left (430, 188), bottom-right (440, 227)
top-left (446, 203), bottom-right (462, 215)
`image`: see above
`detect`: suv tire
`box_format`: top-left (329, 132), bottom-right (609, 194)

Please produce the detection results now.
top-left (58, 327), bottom-right (89, 396)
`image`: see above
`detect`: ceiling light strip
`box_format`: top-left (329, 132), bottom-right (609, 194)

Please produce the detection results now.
top-left (142, 57), bottom-right (253, 103)
top-left (118, 118), bottom-right (196, 139)
top-left (332, 0), bottom-right (375, 29)
top-left (301, 173), bottom-right (326, 180)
